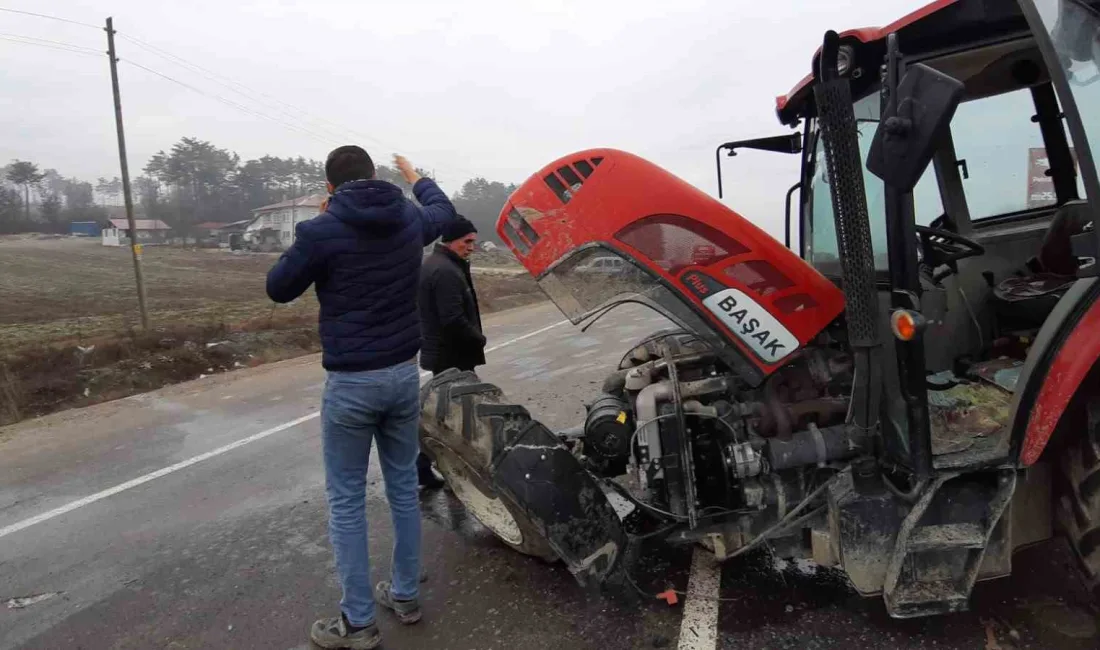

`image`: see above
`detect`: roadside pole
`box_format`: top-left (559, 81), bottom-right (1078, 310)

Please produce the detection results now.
top-left (105, 16), bottom-right (150, 330)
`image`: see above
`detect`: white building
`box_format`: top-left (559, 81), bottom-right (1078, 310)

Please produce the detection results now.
top-left (244, 193), bottom-right (327, 250)
top-left (101, 218), bottom-right (172, 247)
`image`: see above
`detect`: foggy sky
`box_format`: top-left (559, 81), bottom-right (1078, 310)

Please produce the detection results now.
top-left (1, 0), bottom-right (929, 238)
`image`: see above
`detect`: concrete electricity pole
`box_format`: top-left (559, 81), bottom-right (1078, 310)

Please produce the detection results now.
top-left (105, 16), bottom-right (150, 330)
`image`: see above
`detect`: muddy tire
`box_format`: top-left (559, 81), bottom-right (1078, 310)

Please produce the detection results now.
top-left (419, 370), bottom-right (558, 561)
top-left (1057, 396), bottom-right (1100, 593)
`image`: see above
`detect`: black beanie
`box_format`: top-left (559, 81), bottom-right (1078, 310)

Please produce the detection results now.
top-left (441, 217), bottom-right (477, 243)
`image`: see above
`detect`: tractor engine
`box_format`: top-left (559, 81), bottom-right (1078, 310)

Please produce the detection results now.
top-left (581, 329), bottom-right (865, 545)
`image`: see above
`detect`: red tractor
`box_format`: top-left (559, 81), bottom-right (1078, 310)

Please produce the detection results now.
top-left (419, 0), bottom-right (1100, 618)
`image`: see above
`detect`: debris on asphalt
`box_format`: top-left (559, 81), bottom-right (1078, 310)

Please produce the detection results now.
top-left (656, 589), bottom-right (678, 605)
top-left (5, 592), bottom-right (62, 609)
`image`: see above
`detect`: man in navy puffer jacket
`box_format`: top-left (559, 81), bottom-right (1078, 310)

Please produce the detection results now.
top-left (267, 145), bottom-right (456, 650)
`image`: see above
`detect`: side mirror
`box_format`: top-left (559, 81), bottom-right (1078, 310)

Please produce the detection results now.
top-left (866, 63), bottom-right (964, 192)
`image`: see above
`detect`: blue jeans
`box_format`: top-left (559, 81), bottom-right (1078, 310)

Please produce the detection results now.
top-left (322, 360), bottom-right (422, 627)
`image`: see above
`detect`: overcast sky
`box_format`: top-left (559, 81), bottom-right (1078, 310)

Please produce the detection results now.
top-left (1, 0), bottom-right (929, 238)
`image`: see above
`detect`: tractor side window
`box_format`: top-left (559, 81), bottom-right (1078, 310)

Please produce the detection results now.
top-left (1031, 0), bottom-right (1100, 206)
top-left (949, 90), bottom-right (1055, 218)
top-left (808, 93), bottom-right (944, 275)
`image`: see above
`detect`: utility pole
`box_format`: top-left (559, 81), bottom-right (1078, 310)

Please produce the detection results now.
top-left (105, 17), bottom-right (150, 330)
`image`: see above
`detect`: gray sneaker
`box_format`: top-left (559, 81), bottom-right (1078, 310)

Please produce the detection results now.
top-left (310, 615), bottom-right (382, 649)
top-left (374, 580), bottom-right (422, 624)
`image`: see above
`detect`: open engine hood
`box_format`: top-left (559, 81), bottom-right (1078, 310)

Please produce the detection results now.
top-left (495, 148), bottom-right (845, 386)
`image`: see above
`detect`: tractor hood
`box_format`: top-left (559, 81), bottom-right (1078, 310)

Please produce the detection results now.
top-left (495, 148), bottom-right (845, 386)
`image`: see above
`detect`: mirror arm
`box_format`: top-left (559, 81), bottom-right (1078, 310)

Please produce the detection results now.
top-left (715, 134), bottom-right (803, 199)
top-left (715, 144), bottom-right (726, 199)
top-left (784, 182), bottom-right (801, 250)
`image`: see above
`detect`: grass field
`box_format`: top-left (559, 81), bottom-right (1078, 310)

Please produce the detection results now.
top-left (0, 236), bottom-right (318, 351)
top-left (0, 235), bottom-right (541, 425)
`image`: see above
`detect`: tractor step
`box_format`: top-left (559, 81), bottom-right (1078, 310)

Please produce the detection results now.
top-left (883, 469), bottom-right (1016, 618)
top-left (890, 581), bottom-right (970, 616)
top-left (908, 523), bottom-right (986, 551)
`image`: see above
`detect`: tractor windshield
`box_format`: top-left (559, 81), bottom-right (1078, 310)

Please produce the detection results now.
top-left (806, 94), bottom-right (944, 276)
top-left (806, 53), bottom-right (1068, 278)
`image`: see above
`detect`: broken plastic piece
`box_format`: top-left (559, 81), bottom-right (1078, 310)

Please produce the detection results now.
top-left (656, 589), bottom-right (679, 605)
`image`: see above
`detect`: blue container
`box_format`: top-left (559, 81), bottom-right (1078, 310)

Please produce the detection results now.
top-left (70, 221), bottom-right (100, 237)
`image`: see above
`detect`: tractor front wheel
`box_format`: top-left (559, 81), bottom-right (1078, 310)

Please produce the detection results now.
top-left (1057, 396), bottom-right (1100, 594)
top-left (419, 370), bottom-right (558, 561)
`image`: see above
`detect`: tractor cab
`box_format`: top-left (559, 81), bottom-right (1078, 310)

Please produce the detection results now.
top-left (717, 0), bottom-right (1100, 477)
top-left (767, 0), bottom-right (1100, 614)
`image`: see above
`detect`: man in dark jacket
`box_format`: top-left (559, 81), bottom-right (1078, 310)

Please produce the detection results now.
top-left (418, 218), bottom-right (486, 375)
top-left (414, 218), bottom-right (485, 491)
top-left (267, 145), bottom-right (456, 650)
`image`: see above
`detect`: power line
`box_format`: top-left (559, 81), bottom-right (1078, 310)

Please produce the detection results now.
top-left (0, 23), bottom-right (347, 148)
top-left (0, 9), bottom-right (480, 180)
top-left (0, 7), bottom-right (99, 29)
top-left (121, 59), bottom-right (344, 147)
top-left (118, 32), bottom-right (397, 151)
top-left (118, 34), bottom-right (357, 147)
top-left (116, 31), bottom-right (481, 178)
top-left (123, 59), bottom-right (343, 146)
top-left (0, 34), bottom-right (102, 57)
top-left (0, 31), bottom-right (101, 54)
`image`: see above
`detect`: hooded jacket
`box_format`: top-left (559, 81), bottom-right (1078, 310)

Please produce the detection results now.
top-left (266, 177), bottom-right (457, 371)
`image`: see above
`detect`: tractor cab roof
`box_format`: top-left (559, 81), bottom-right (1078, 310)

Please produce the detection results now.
top-left (775, 0), bottom-right (1054, 126)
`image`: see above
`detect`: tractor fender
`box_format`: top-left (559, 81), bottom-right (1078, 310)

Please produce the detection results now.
top-left (1011, 278), bottom-right (1100, 465)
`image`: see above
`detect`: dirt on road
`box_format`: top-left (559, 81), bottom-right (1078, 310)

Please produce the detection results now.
top-left (0, 235), bottom-right (542, 426)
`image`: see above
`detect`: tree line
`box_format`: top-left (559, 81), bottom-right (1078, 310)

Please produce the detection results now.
top-left (2, 137), bottom-right (518, 243)
top-left (1, 162), bottom-right (105, 234)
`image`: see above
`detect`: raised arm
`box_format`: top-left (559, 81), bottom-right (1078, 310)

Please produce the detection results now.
top-left (395, 154), bottom-right (458, 245)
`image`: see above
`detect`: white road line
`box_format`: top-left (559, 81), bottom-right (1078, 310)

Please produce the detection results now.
top-left (678, 549), bottom-right (721, 650)
top-left (485, 320), bottom-right (568, 353)
top-left (0, 319), bottom-right (570, 540)
top-left (0, 413), bottom-right (318, 540)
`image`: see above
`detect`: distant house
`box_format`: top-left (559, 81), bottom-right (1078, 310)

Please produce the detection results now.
top-left (101, 218), bottom-right (171, 247)
top-left (244, 193), bottom-right (326, 251)
top-left (195, 219), bottom-right (251, 248)
top-left (195, 221), bottom-right (230, 235)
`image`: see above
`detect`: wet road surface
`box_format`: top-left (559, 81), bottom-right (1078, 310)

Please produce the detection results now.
top-left (1, 302), bottom-right (1098, 649)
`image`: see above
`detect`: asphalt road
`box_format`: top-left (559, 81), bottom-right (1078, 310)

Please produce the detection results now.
top-left (1, 301), bottom-right (1098, 650)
